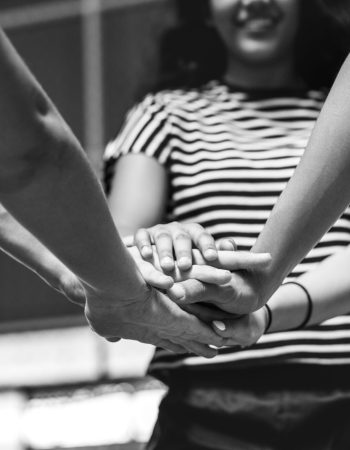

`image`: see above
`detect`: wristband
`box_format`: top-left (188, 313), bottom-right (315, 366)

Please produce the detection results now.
top-left (264, 304), bottom-right (272, 334)
top-left (283, 281), bottom-right (313, 329)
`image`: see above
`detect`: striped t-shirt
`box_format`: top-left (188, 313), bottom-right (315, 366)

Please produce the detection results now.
top-left (104, 81), bottom-right (350, 378)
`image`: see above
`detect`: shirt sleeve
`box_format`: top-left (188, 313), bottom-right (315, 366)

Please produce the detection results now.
top-left (103, 93), bottom-right (172, 195)
top-left (105, 92), bottom-right (173, 162)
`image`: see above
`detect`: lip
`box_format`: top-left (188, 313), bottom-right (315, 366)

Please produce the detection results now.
top-left (234, 1), bottom-right (283, 31)
top-left (241, 17), bottom-right (278, 33)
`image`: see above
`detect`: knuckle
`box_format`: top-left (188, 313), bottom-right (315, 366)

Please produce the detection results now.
top-left (185, 222), bottom-right (203, 234)
top-left (173, 232), bottom-right (190, 242)
top-left (186, 279), bottom-right (206, 298)
top-left (169, 221), bottom-right (180, 227)
top-left (199, 231), bottom-right (214, 243)
top-left (157, 233), bottom-right (171, 243)
top-left (135, 228), bottom-right (147, 238)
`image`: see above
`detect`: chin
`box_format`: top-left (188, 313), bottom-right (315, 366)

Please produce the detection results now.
top-left (234, 41), bottom-right (285, 65)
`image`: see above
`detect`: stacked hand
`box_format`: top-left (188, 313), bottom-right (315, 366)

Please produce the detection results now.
top-left (52, 260), bottom-right (227, 358)
top-left (56, 221), bottom-right (272, 354)
top-left (125, 222), bottom-right (272, 348)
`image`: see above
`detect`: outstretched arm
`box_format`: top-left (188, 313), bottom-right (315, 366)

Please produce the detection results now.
top-left (0, 29), bottom-right (224, 356)
top-left (0, 203), bottom-right (85, 305)
top-left (0, 28), bottom-right (141, 302)
top-left (250, 55), bottom-right (350, 303)
top-left (213, 245), bottom-right (350, 346)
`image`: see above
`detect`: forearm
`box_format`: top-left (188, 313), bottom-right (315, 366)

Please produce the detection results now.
top-left (267, 246), bottom-right (350, 332)
top-left (0, 204), bottom-right (73, 289)
top-left (0, 30), bottom-right (146, 302)
top-left (252, 55), bottom-right (350, 300)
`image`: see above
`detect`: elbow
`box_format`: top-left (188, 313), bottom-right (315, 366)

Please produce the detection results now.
top-left (0, 99), bottom-right (80, 194)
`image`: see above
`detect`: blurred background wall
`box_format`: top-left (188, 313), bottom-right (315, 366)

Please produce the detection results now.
top-left (0, 0), bottom-right (177, 331)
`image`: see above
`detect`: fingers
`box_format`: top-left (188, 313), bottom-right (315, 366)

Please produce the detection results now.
top-left (139, 223), bottom-right (219, 271)
top-left (153, 227), bottom-right (175, 271)
top-left (191, 248), bottom-right (271, 272)
top-left (183, 223), bottom-right (218, 261)
top-left (216, 251), bottom-right (271, 271)
top-left (157, 340), bottom-right (189, 354)
top-left (167, 279), bottom-right (207, 304)
top-left (151, 223), bottom-right (194, 271)
top-left (167, 279), bottom-right (237, 309)
top-left (172, 230), bottom-right (193, 271)
top-left (188, 265), bottom-right (231, 284)
top-left (216, 237), bottom-right (238, 251)
top-left (184, 341), bottom-right (218, 358)
top-left (122, 235), bottom-right (135, 247)
top-left (211, 312), bottom-right (264, 347)
top-left (176, 311), bottom-right (224, 349)
top-left (134, 228), bottom-right (153, 258)
top-left (183, 303), bottom-right (235, 322)
top-left (157, 338), bottom-right (217, 358)
top-left (139, 260), bottom-right (174, 289)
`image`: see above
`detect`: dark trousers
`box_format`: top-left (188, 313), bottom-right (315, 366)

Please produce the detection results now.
top-left (146, 366), bottom-right (350, 450)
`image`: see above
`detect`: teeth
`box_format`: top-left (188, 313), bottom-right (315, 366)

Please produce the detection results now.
top-left (241, 0), bottom-right (270, 5)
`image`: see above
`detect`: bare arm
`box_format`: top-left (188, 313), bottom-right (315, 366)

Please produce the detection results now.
top-left (0, 203), bottom-right (84, 305)
top-left (252, 55), bottom-right (350, 302)
top-left (212, 246), bottom-right (350, 345)
top-left (0, 29), bottom-right (224, 356)
top-left (0, 28), bottom-right (143, 301)
top-left (108, 153), bottom-right (168, 237)
top-left (269, 246), bottom-right (350, 331)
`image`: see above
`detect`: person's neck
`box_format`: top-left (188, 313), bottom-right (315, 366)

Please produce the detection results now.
top-left (223, 57), bottom-right (301, 91)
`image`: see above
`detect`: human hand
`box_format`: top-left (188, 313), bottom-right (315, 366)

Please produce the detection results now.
top-left (168, 262), bottom-right (271, 316)
top-left (213, 307), bottom-right (268, 347)
top-left (56, 270), bottom-right (86, 306)
top-left (162, 235), bottom-right (271, 315)
top-left (126, 224), bottom-right (271, 315)
top-left (126, 222), bottom-right (221, 271)
top-left (83, 283), bottom-right (224, 358)
top-left (35, 258), bottom-right (86, 307)
top-left (126, 244), bottom-right (233, 291)
top-left (183, 302), bottom-right (269, 347)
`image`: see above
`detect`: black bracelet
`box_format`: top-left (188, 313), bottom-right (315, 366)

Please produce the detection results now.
top-left (283, 281), bottom-right (313, 330)
top-left (264, 304), bottom-right (272, 334)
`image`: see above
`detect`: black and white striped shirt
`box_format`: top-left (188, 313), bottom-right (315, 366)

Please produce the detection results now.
top-left (104, 81), bottom-right (350, 378)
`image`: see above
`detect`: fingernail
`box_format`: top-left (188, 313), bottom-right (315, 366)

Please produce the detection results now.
top-left (213, 321), bottom-right (226, 331)
top-left (178, 256), bottom-right (191, 269)
top-left (141, 246), bottom-right (152, 257)
top-left (165, 276), bottom-right (174, 287)
top-left (171, 284), bottom-right (186, 301)
top-left (204, 249), bottom-right (217, 260)
top-left (161, 256), bottom-right (174, 269)
top-left (222, 270), bottom-right (232, 281)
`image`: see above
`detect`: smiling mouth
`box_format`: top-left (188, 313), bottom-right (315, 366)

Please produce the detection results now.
top-left (234, 0), bottom-right (283, 32)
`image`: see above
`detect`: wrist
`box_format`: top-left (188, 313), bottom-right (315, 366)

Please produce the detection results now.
top-left (266, 281), bottom-right (311, 332)
top-left (283, 281), bottom-right (313, 329)
top-left (263, 304), bottom-right (272, 334)
top-left (85, 278), bottom-right (151, 309)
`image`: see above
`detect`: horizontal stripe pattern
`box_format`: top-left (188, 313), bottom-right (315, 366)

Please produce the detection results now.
top-left (104, 81), bottom-right (350, 376)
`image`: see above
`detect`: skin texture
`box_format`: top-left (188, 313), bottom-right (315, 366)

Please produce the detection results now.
top-left (0, 28), bottom-right (232, 357)
top-left (108, 0), bottom-right (302, 315)
top-left (109, 0), bottom-right (350, 345)
top-left (210, 0), bottom-right (301, 89)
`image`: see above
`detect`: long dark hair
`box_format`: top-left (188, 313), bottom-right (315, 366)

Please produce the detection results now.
top-left (319, 0), bottom-right (350, 28)
top-left (158, 0), bottom-right (349, 90)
